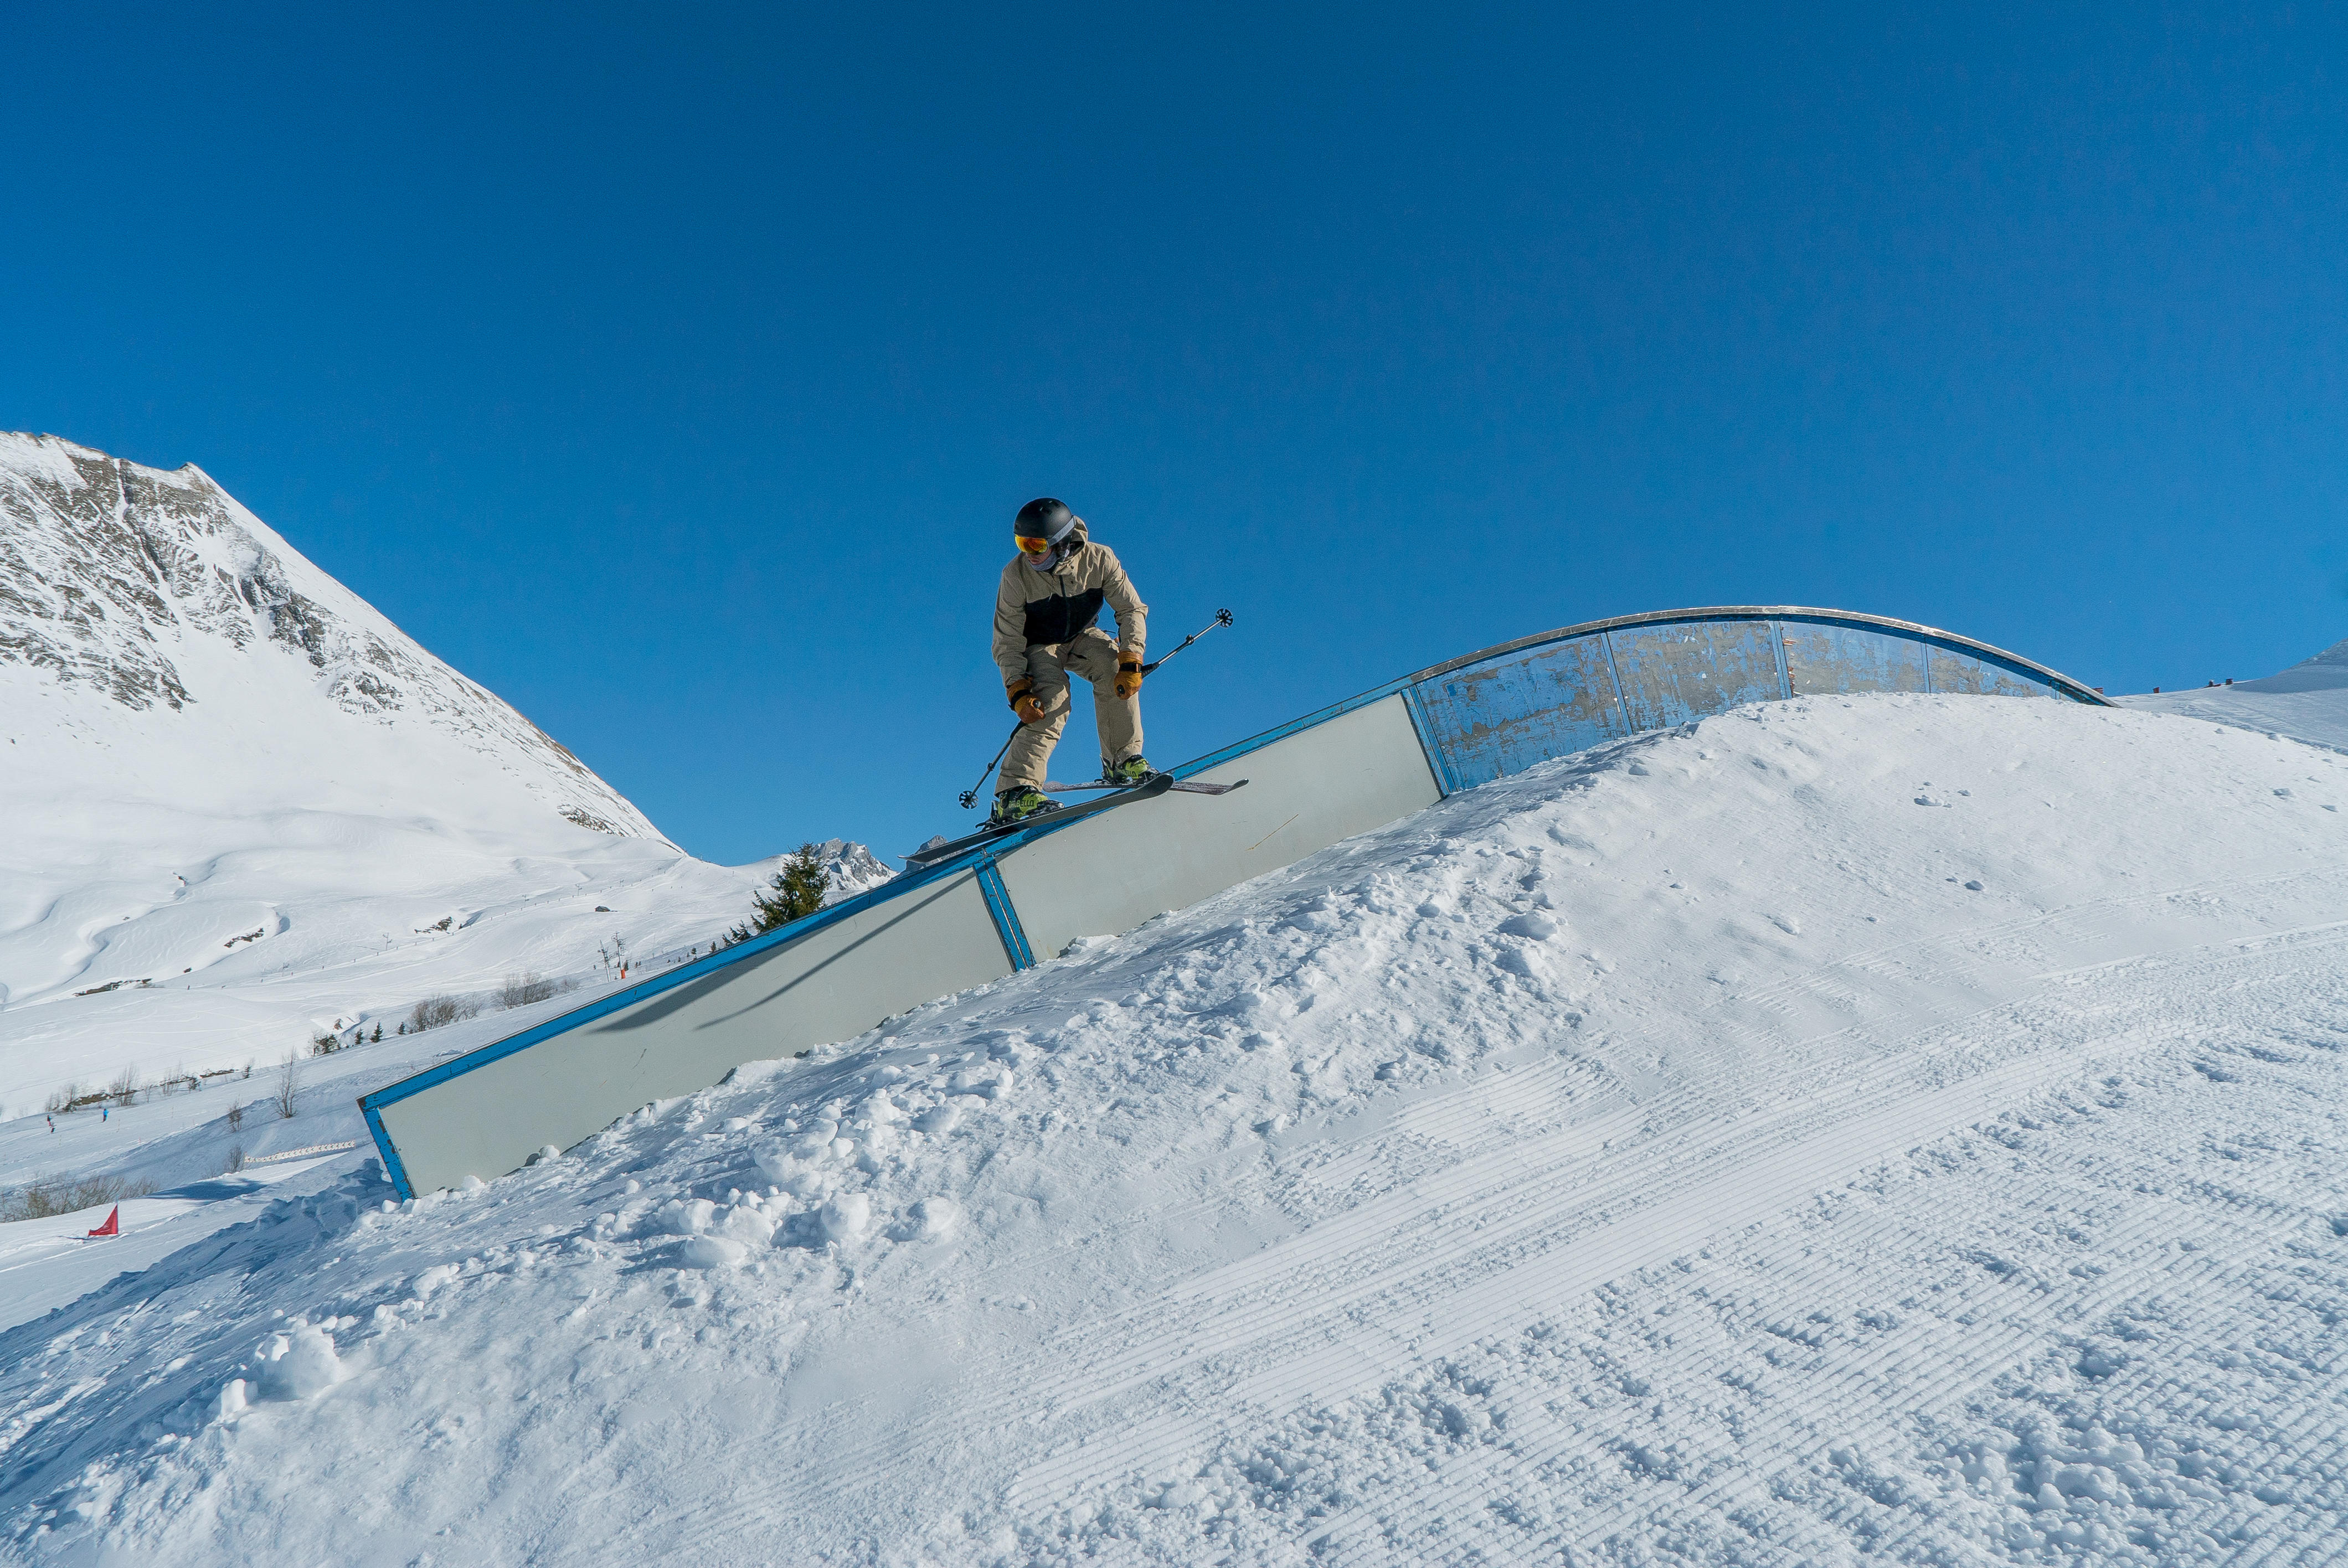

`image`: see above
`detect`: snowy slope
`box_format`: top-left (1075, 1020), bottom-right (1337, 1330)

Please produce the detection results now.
top-left (4, 692), bottom-right (2344, 1565)
top-left (2114, 635), bottom-right (2348, 752)
top-left (0, 434), bottom-right (891, 1120)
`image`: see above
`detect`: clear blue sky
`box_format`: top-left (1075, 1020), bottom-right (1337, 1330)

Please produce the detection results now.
top-left (7, 3), bottom-right (2344, 864)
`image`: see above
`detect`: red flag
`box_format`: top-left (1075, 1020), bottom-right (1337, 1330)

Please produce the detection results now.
top-left (86, 1205), bottom-right (120, 1237)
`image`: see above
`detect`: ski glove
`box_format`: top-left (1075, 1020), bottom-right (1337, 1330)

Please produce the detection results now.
top-left (1007, 680), bottom-right (1046, 724)
top-left (1114, 657), bottom-right (1144, 700)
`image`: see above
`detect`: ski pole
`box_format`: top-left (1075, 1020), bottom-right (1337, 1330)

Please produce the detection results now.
top-left (956, 611), bottom-right (1232, 808)
top-left (1140, 608), bottom-right (1234, 675)
top-left (957, 719), bottom-right (1026, 811)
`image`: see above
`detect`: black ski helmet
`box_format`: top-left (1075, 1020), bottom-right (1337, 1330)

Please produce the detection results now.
top-left (1013, 497), bottom-right (1078, 546)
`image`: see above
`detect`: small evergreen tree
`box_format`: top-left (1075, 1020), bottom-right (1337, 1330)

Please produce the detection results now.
top-left (730, 842), bottom-right (830, 944)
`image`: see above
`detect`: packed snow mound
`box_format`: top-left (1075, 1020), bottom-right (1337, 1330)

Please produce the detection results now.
top-left (2114, 630), bottom-right (2348, 751)
top-left (6, 693), bottom-right (2345, 1565)
top-left (0, 433), bottom-right (884, 1115)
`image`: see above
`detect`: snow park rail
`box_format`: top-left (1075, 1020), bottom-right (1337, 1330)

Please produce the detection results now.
top-left (358, 607), bottom-right (2108, 1197)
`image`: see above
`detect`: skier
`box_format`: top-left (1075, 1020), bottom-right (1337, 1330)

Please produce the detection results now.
top-left (990, 498), bottom-right (1150, 824)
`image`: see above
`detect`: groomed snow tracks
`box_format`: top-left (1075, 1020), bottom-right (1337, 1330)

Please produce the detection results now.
top-left (608, 865), bottom-right (2348, 1566)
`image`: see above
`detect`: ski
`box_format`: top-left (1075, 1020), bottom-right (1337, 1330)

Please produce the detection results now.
top-left (905, 772), bottom-right (1178, 870)
top-left (1038, 777), bottom-right (1250, 797)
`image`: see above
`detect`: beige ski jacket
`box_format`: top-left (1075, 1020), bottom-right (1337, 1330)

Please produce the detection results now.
top-left (991, 520), bottom-right (1149, 686)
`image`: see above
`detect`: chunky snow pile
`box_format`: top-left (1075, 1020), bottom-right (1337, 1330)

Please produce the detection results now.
top-left (4, 692), bottom-right (2344, 1565)
top-left (0, 435), bottom-right (885, 1118)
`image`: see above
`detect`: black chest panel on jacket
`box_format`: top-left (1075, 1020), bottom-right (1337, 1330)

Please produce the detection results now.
top-left (1023, 586), bottom-right (1105, 646)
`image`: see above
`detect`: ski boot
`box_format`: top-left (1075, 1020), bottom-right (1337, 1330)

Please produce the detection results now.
top-left (1101, 755), bottom-right (1156, 787)
top-left (988, 785), bottom-right (1059, 827)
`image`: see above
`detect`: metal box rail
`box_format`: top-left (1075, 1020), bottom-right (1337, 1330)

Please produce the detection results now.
top-left (361, 606), bottom-right (2104, 1196)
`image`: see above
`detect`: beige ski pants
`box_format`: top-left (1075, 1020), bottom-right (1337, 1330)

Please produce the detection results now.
top-left (1001, 628), bottom-right (1142, 791)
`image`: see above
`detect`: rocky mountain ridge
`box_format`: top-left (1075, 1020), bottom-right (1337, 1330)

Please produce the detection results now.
top-left (0, 434), bottom-right (892, 1102)
top-left (0, 431), bottom-right (653, 838)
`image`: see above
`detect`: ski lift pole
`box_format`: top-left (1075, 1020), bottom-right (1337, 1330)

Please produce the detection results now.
top-left (1139, 608), bottom-right (1234, 676)
top-left (957, 720), bottom-right (1027, 811)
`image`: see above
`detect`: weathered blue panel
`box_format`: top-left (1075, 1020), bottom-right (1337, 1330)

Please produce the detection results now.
top-left (1925, 643), bottom-right (2057, 698)
top-left (1778, 620), bottom-right (1927, 697)
top-left (1606, 618), bottom-right (1786, 730)
top-left (1409, 635), bottom-right (1629, 790)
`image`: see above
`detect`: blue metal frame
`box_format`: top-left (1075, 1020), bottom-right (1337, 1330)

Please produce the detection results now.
top-left (1409, 606), bottom-right (2109, 706)
top-left (973, 859), bottom-right (1035, 970)
top-left (1597, 629), bottom-right (1634, 732)
top-left (357, 604), bottom-right (2111, 1198)
top-left (1765, 618), bottom-right (1793, 700)
top-left (1398, 684), bottom-right (1461, 797)
top-left (1770, 614), bottom-right (2094, 703)
top-left (1168, 676), bottom-right (1417, 781)
top-left (356, 852), bottom-right (994, 1195)
top-left (361, 1101), bottom-right (414, 1198)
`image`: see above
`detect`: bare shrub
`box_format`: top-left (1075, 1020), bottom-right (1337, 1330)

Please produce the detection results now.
top-left (108, 1067), bottom-right (139, 1107)
top-left (498, 972), bottom-right (556, 1009)
top-left (275, 1054), bottom-right (299, 1120)
top-left (226, 1104), bottom-right (243, 1132)
top-left (408, 996), bottom-right (479, 1032)
top-left (223, 1146), bottom-right (245, 1174)
top-left (44, 1084), bottom-right (76, 1115)
top-left (1, 1173), bottom-right (159, 1223)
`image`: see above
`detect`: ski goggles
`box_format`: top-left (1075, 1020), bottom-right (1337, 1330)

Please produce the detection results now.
top-left (1016, 534), bottom-right (1055, 556)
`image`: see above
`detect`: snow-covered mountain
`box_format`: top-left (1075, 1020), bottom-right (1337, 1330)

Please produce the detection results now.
top-left (0, 435), bottom-right (885, 1115)
top-left (811, 839), bottom-right (896, 905)
top-left (1, 431), bottom-right (653, 838)
top-left (2115, 633), bottom-right (2348, 751)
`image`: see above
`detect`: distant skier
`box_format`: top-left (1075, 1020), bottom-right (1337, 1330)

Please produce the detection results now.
top-left (989, 499), bottom-right (1150, 824)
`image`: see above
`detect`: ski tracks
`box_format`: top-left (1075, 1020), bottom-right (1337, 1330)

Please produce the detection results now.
top-left (625, 874), bottom-right (2348, 1565)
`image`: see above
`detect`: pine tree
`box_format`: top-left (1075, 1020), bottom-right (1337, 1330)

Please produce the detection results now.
top-left (730, 842), bottom-right (830, 944)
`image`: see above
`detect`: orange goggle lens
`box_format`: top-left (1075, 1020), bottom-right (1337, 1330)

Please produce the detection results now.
top-left (1016, 535), bottom-right (1053, 555)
